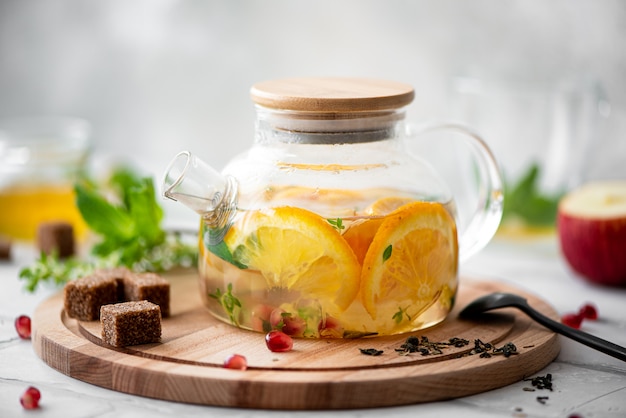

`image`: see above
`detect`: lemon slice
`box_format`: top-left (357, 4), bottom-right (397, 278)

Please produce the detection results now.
top-left (224, 206), bottom-right (360, 312)
top-left (361, 201), bottom-right (458, 323)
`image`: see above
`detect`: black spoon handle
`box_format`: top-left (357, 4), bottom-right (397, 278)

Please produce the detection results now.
top-left (519, 302), bottom-right (626, 362)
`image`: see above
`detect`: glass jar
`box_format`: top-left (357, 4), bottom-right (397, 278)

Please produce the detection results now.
top-left (0, 117), bottom-right (92, 241)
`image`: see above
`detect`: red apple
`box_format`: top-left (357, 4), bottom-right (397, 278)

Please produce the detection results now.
top-left (557, 180), bottom-right (626, 286)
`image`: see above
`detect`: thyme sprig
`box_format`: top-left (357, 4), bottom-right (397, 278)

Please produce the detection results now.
top-left (392, 306), bottom-right (412, 324)
top-left (327, 218), bottom-right (345, 231)
top-left (382, 245), bottom-right (393, 262)
top-left (209, 283), bottom-right (242, 325)
top-left (19, 251), bottom-right (96, 292)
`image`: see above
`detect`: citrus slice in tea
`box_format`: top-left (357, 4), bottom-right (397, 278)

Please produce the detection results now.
top-left (364, 196), bottom-right (416, 216)
top-left (343, 196), bottom-right (418, 264)
top-left (360, 201), bottom-right (458, 325)
top-left (224, 206), bottom-right (361, 313)
top-left (342, 218), bottom-right (384, 265)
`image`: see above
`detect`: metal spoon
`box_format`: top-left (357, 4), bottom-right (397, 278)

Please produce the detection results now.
top-left (459, 292), bottom-right (626, 362)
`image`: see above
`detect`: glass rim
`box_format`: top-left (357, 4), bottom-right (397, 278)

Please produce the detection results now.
top-left (0, 116), bottom-right (92, 166)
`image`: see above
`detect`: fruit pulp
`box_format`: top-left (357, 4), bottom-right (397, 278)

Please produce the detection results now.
top-left (198, 187), bottom-right (458, 338)
top-left (0, 184), bottom-right (87, 240)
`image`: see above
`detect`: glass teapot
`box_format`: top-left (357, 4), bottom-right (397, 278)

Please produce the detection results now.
top-left (162, 77), bottom-right (503, 338)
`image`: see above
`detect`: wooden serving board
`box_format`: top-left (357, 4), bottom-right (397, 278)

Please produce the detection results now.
top-left (32, 271), bottom-right (560, 410)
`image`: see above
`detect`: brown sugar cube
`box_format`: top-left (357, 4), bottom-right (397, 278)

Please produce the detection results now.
top-left (94, 267), bottom-right (132, 301)
top-left (100, 301), bottom-right (161, 347)
top-left (123, 273), bottom-right (170, 317)
top-left (0, 236), bottom-right (11, 260)
top-left (64, 275), bottom-right (118, 320)
top-left (37, 221), bottom-right (75, 258)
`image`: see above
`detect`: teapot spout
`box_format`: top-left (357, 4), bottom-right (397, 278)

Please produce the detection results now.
top-left (162, 151), bottom-right (237, 218)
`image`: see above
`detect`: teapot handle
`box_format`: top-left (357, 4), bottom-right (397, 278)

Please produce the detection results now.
top-left (408, 122), bottom-right (504, 263)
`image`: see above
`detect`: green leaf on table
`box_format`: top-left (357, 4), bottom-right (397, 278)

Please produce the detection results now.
top-left (502, 163), bottom-right (562, 227)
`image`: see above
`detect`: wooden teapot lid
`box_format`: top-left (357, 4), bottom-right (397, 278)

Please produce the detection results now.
top-left (250, 77), bottom-right (415, 113)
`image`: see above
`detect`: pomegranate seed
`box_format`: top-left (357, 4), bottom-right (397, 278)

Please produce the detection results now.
top-left (270, 309), bottom-right (306, 336)
top-left (223, 354), bottom-right (247, 370)
top-left (250, 304), bottom-right (274, 332)
top-left (281, 315), bottom-right (306, 337)
top-left (265, 330), bottom-right (293, 352)
top-left (579, 303), bottom-right (598, 320)
top-left (269, 308), bottom-right (287, 329)
top-left (318, 315), bottom-right (343, 338)
top-left (561, 313), bottom-right (583, 329)
top-left (15, 315), bottom-right (31, 339)
top-left (20, 386), bottom-right (41, 409)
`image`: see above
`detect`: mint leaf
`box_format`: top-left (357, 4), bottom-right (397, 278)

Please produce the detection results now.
top-left (20, 167), bottom-right (198, 292)
top-left (502, 163), bottom-right (562, 227)
top-left (108, 166), bottom-right (145, 207)
top-left (75, 182), bottom-right (135, 241)
top-left (76, 170), bottom-right (167, 266)
top-left (126, 178), bottom-right (165, 244)
top-left (203, 225), bottom-right (247, 269)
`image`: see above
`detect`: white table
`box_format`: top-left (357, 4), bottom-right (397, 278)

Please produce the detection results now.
top-left (1, 237), bottom-right (625, 417)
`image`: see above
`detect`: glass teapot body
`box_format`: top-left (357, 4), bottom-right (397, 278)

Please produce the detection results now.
top-left (226, 107), bottom-right (454, 217)
top-left (163, 77), bottom-right (502, 338)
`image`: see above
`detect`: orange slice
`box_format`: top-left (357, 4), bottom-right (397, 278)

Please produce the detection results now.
top-left (343, 196), bottom-right (418, 265)
top-left (342, 218), bottom-right (384, 265)
top-left (364, 196), bottom-right (416, 216)
top-left (224, 206), bottom-right (361, 313)
top-left (361, 201), bottom-right (458, 323)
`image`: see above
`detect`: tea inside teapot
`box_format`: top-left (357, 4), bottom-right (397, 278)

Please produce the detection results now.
top-left (162, 77), bottom-right (502, 338)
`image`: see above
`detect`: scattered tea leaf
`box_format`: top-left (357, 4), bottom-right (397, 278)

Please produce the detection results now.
top-left (492, 342), bottom-right (518, 357)
top-left (395, 335), bottom-right (470, 356)
top-left (359, 348), bottom-right (384, 356)
top-left (524, 373), bottom-right (553, 391)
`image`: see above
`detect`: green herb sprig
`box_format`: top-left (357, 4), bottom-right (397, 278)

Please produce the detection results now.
top-left (392, 306), bottom-right (412, 324)
top-left (19, 251), bottom-right (96, 293)
top-left (327, 218), bottom-right (345, 231)
top-left (19, 166), bottom-right (198, 292)
top-left (209, 283), bottom-right (242, 325)
top-left (502, 163), bottom-right (562, 227)
top-left (382, 245), bottom-right (393, 262)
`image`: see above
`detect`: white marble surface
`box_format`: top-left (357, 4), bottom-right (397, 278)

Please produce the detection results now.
top-left (1, 237), bottom-right (625, 417)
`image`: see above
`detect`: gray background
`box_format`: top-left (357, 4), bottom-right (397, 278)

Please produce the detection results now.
top-left (1, 0), bottom-right (624, 224)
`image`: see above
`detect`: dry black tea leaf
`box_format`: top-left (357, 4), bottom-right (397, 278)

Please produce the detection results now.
top-left (359, 348), bottom-right (384, 356)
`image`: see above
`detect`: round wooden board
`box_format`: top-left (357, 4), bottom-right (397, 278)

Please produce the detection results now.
top-left (32, 271), bottom-right (560, 410)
